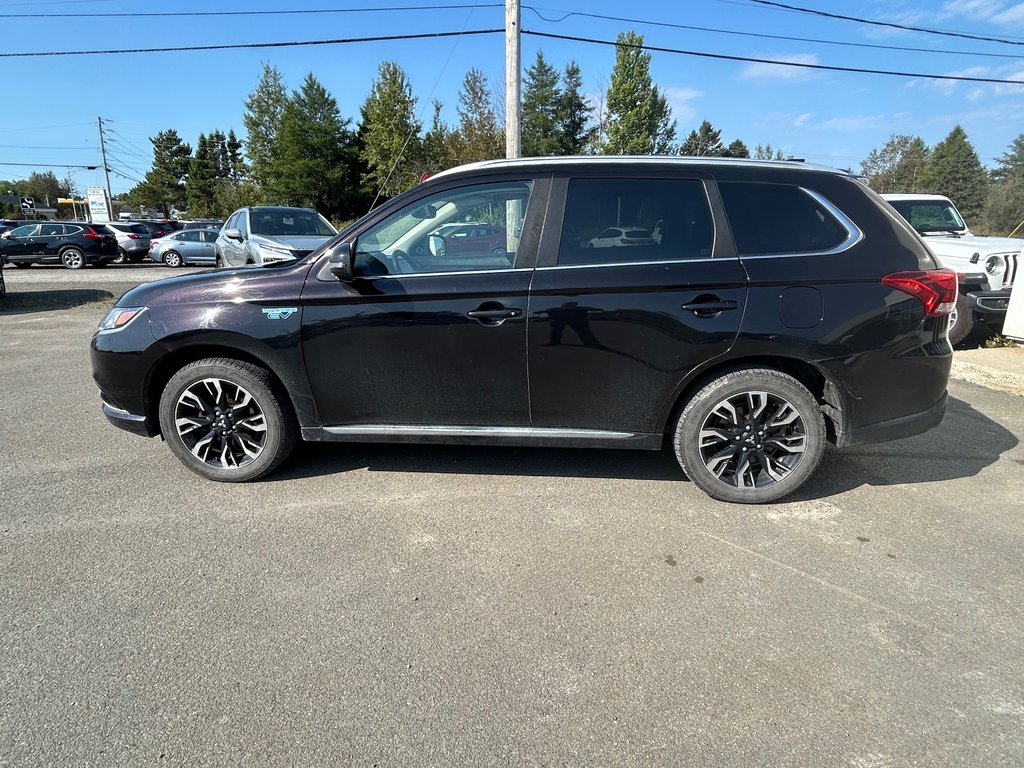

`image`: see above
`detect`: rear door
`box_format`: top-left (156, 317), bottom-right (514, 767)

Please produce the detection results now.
top-left (527, 173), bottom-right (748, 435)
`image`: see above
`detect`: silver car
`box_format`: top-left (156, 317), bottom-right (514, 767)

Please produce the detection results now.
top-left (102, 221), bottom-right (152, 263)
top-left (149, 228), bottom-right (220, 267)
top-left (215, 206), bottom-right (336, 267)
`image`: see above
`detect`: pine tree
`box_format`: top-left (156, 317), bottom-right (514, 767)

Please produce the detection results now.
top-left (185, 133), bottom-right (216, 217)
top-left (359, 61), bottom-right (423, 200)
top-left (421, 100), bottom-right (454, 176)
top-left (919, 126), bottom-right (988, 223)
top-left (243, 63), bottom-right (288, 194)
top-left (722, 139), bottom-right (750, 158)
top-left (680, 121), bottom-right (724, 157)
top-left (555, 61), bottom-right (596, 155)
top-left (128, 129), bottom-right (192, 215)
top-left (449, 68), bottom-right (503, 165)
top-left (266, 73), bottom-right (358, 220)
top-left (522, 50), bottom-right (561, 157)
top-left (991, 133), bottom-right (1024, 184)
top-left (601, 31), bottom-right (676, 155)
top-left (984, 132), bottom-right (1024, 233)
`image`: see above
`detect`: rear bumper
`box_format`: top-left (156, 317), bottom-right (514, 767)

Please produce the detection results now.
top-left (844, 392), bottom-right (947, 447)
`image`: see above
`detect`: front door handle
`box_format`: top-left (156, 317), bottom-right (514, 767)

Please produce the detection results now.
top-left (467, 306), bottom-right (523, 325)
top-left (681, 297), bottom-right (739, 316)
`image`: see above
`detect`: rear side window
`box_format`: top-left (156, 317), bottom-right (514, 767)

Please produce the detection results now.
top-left (558, 178), bottom-right (713, 266)
top-left (129, 224), bottom-right (149, 235)
top-left (91, 224), bottom-right (114, 234)
top-left (40, 224), bottom-right (63, 236)
top-left (181, 231), bottom-right (201, 242)
top-left (719, 182), bottom-right (849, 256)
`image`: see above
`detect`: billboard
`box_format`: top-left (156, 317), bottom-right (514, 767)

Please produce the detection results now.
top-left (86, 186), bottom-right (111, 221)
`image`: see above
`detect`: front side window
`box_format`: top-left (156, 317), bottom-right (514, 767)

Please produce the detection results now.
top-left (9, 225), bottom-right (38, 238)
top-left (719, 182), bottom-right (849, 256)
top-left (354, 181), bottom-right (533, 276)
top-left (558, 178), bottom-right (714, 265)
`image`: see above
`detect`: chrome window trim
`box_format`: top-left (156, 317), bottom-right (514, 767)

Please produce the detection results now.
top-left (736, 187), bottom-right (864, 259)
top-left (324, 424), bottom-right (637, 439)
top-left (537, 256), bottom-right (719, 272)
top-left (358, 266), bottom-right (526, 280)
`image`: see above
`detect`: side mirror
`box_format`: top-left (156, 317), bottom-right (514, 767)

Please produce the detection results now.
top-left (224, 227), bottom-right (243, 241)
top-left (428, 234), bottom-right (446, 258)
top-left (327, 240), bottom-right (353, 281)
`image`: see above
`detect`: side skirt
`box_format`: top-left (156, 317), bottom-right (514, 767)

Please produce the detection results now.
top-left (301, 424), bottom-right (664, 450)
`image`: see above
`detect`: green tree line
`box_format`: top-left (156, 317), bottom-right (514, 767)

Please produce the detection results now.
top-left (861, 127), bottom-right (1024, 235)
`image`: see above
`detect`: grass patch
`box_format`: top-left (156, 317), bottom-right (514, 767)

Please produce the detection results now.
top-left (983, 334), bottom-right (1021, 348)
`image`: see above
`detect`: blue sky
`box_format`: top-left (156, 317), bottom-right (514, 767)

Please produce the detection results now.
top-left (2, 0), bottom-right (1023, 195)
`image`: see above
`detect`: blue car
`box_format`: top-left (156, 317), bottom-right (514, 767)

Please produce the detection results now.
top-left (150, 228), bottom-right (220, 267)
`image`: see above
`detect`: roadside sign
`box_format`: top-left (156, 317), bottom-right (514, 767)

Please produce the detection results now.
top-left (20, 197), bottom-right (35, 216)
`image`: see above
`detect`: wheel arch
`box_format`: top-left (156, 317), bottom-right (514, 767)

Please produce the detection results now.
top-left (658, 355), bottom-right (849, 447)
top-left (144, 344), bottom-right (308, 436)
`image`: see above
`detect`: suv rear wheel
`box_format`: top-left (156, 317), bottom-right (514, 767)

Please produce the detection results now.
top-left (158, 358), bottom-right (296, 482)
top-left (674, 368), bottom-right (825, 504)
top-left (60, 248), bottom-right (85, 269)
top-left (948, 293), bottom-right (973, 347)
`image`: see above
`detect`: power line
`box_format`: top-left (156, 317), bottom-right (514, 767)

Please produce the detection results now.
top-left (0, 160), bottom-right (99, 168)
top-left (522, 6), bottom-right (1024, 61)
top-left (522, 29), bottom-right (1024, 86)
top-left (0, 28), bottom-right (502, 58)
top-left (745, 0), bottom-right (1024, 47)
top-left (0, 3), bottom-right (502, 17)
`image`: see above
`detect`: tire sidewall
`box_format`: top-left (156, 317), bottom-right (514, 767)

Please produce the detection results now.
top-left (164, 250), bottom-right (182, 268)
top-left (948, 292), bottom-right (972, 347)
top-left (674, 369), bottom-right (826, 504)
top-left (158, 359), bottom-right (293, 482)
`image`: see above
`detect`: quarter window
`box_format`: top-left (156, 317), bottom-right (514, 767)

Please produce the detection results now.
top-left (718, 182), bottom-right (849, 256)
top-left (354, 181), bottom-right (533, 276)
top-left (558, 178), bottom-right (714, 265)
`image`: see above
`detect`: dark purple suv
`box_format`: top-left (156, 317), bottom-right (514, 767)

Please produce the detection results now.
top-left (91, 157), bottom-right (956, 503)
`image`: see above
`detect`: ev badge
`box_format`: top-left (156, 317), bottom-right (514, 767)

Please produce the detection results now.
top-left (262, 307), bottom-right (297, 320)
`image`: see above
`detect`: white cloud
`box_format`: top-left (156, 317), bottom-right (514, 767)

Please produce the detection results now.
top-left (738, 54), bottom-right (821, 82)
top-left (663, 87), bottom-right (704, 123)
top-left (992, 3), bottom-right (1024, 22)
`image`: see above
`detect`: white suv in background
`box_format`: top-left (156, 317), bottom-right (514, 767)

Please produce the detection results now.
top-left (100, 221), bottom-right (152, 264)
top-left (215, 206), bottom-right (336, 267)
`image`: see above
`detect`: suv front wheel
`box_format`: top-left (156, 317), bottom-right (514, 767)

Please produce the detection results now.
top-left (674, 368), bottom-right (826, 504)
top-left (158, 357), bottom-right (296, 482)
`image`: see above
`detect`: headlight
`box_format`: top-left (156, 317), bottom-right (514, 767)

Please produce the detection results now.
top-left (985, 255), bottom-right (1005, 276)
top-left (97, 306), bottom-right (146, 333)
top-left (257, 243), bottom-right (295, 264)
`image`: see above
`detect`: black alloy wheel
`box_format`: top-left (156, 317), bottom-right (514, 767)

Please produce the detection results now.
top-left (158, 358), bottom-right (296, 482)
top-left (674, 368), bottom-right (825, 503)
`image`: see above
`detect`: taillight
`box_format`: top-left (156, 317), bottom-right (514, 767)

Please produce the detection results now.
top-left (128, 234), bottom-right (141, 240)
top-left (81, 227), bottom-right (99, 239)
top-left (881, 268), bottom-right (958, 315)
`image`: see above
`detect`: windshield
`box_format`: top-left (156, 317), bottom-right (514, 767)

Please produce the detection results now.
top-left (889, 200), bottom-right (967, 233)
top-left (250, 209), bottom-right (336, 237)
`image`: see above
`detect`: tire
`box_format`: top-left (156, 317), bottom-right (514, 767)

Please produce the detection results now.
top-left (490, 246), bottom-right (507, 255)
top-left (158, 358), bottom-right (296, 483)
top-left (0, 271), bottom-right (5, 298)
top-left (947, 292), bottom-right (973, 347)
top-left (60, 248), bottom-right (85, 269)
top-left (673, 368), bottom-right (826, 504)
top-left (163, 250), bottom-right (183, 268)
top-left (115, 248), bottom-right (129, 264)
top-left (215, 252), bottom-right (223, 268)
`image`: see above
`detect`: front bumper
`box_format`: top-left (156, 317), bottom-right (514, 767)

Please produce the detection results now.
top-left (101, 401), bottom-right (157, 437)
top-left (966, 288), bottom-right (1011, 318)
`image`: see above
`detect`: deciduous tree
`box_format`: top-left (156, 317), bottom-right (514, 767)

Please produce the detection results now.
top-left (601, 31), bottom-right (676, 155)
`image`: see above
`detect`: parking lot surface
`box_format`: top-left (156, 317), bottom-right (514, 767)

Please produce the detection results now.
top-left (2, 271), bottom-right (1023, 766)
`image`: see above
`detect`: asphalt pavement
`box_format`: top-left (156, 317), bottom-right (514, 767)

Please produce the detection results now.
top-left (2, 267), bottom-right (1023, 767)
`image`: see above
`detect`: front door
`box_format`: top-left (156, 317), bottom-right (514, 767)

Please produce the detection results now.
top-left (300, 177), bottom-right (544, 428)
top-left (3, 224), bottom-right (40, 259)
top-left (527, 175), bottom-right (747, 435)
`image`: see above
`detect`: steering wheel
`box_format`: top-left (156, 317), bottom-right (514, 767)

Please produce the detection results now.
top-left (387, 249), bottom-right (418, 274)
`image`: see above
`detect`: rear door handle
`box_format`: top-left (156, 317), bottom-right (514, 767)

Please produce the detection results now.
top-left (681, 297), bottom-right (739, 316)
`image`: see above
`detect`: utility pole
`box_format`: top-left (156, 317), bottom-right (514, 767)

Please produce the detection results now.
top-left (96, 117), bottom-right (113, 207)
top-left (505, 0), bottom-right (520, 160)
